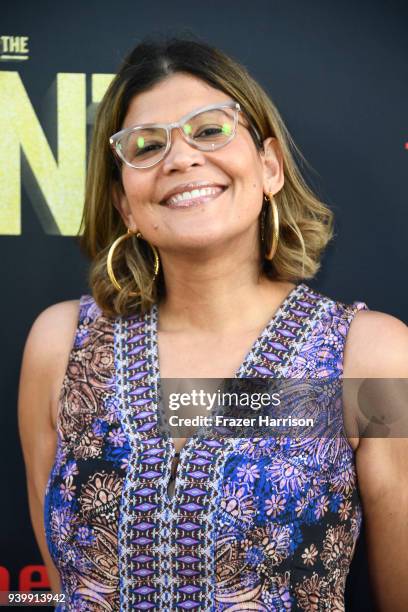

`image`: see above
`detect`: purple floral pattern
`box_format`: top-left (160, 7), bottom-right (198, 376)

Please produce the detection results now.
top-left (43, 282), bottom-right (368, 611)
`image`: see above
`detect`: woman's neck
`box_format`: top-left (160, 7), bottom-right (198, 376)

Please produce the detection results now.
top-left (157, 256), bottom-right (293, 335)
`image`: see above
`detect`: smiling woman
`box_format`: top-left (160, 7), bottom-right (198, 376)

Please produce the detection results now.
top-left (79, 36), bottom-right (334, 317)
top-left (18, 33), bottom-right (408, 612)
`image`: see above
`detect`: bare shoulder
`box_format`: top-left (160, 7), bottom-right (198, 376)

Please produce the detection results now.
top-left (20, 299), bottom-right (81, 429)
top-left (25, 299), bottom-right (81, 376)
top-left (29, 298), bottom-right (80, 332)
top-left (344, 309), bottom-right (408, 378)
top-left (341, 310), bottom-right (408, 452)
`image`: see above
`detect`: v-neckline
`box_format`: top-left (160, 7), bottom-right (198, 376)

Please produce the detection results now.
top-left (150, 281), bottom-right (304, 380)
top-left (147, 281), bottom-right (305, 504)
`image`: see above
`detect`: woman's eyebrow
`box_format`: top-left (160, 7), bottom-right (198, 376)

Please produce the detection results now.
top-left (128, 103), bottom-right (231, 127)
top-left (134, 108), bottom-right (196, 125)
top-left (123, 102), bottom-right (237, 132)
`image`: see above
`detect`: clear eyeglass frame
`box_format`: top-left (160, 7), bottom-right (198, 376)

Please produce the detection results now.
top-left (109, 101), bottom-right (261, 169)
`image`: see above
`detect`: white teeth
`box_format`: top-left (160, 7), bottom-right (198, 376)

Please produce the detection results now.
top-left (165, 186), bottom-right (223, 206)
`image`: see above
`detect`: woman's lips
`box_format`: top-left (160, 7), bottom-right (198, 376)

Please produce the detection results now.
top-left (162, 187), bottom-right (227, 209)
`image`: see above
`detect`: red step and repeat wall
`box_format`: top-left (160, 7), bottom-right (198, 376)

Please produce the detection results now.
top-left (1, 1), bottom-right (407, 609)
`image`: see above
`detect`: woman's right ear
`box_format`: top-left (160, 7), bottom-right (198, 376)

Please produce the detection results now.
top-left (112, 182), bottom-right (134, 229)
top-left (112, 181), bottom-right (130, 225)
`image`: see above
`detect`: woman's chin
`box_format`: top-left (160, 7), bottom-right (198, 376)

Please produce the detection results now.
top-left (158, 233), bottom-right (231, 255)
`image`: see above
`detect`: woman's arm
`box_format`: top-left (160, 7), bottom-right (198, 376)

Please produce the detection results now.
top-left (344, 310), bottom-right (408, 612)
top-left (17, 300), bottom-right (80, 595)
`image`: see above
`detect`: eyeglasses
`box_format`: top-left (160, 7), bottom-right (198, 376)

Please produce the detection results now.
top-left (109, 101), bottom-right (262, 169)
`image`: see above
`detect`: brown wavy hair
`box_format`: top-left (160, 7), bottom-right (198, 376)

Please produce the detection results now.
top-left (79, 32), bottom-right (334, 317)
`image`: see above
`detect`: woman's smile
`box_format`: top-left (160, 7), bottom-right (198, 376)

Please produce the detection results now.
top-left (161, 185), bottom-right (228, 209)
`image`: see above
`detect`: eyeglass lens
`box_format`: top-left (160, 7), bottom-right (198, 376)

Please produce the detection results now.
top-left (118, 107), bottom-right (236, 167)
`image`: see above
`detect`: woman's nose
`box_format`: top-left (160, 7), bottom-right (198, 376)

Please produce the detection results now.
top-left (161, 127), bottom-right (206, 172)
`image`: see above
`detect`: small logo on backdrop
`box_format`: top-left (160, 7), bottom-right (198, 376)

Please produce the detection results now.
top-left (0, 35), bottom-right (29, 61)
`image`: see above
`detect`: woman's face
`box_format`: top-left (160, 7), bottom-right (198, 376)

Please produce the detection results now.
top-left (114, 73), bottom-right (284, 256)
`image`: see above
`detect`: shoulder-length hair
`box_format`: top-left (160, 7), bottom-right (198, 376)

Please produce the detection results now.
top-left (79, 33), bottom-right (334, 317)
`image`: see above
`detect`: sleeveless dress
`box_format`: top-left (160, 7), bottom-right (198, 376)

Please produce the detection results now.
top-left (44, 282), bottom-right (369, 611)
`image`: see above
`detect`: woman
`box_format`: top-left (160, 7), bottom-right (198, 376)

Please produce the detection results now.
top-left (18, 35), bottom-right (408, 611)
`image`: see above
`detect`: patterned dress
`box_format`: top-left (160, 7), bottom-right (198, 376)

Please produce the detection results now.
top-left (44, 282), bottom-right (369, 611)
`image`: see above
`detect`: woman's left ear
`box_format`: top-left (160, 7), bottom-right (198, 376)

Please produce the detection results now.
top-left (261, 137), bottom-right (284, 195)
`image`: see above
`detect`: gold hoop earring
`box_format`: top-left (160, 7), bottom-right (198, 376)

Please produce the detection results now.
top-left (107, 228), bottom-right (160, 296)
top-left (264, 192), bottom-right (279, 261)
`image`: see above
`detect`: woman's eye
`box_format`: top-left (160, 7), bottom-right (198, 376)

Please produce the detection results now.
top-left (196, 126), bottom-right (223, 138)
top-left (134, 143), bottom-right (164, 155)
